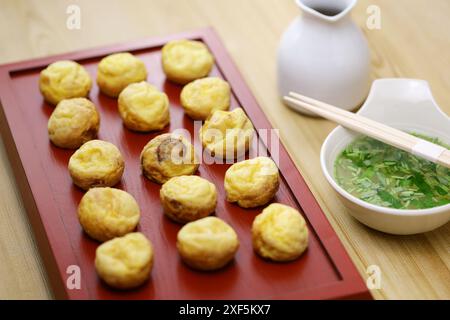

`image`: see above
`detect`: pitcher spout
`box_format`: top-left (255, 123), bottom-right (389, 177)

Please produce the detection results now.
top-left (296, 0), bottom-right (357, 23)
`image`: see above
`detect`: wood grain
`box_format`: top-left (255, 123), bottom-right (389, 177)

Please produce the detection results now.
top-left (0, 0), bottom-right (448, 300)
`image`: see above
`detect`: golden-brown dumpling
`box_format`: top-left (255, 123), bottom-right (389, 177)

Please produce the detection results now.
top-left (140, 133), bottom-right (199, 184)
top-left (97, 52), bottom-right (147, 97)
top-left (200, 108), bottom-right (254, 159)
top-left (252, 203), bottom-right (309, 262)
top-left (78, 187), bottom-right (140, 242)
top-left (68, 140), bottom-right (125, 190)
top-left (180, 77), bottom-right (230, 120)
top-left (118, 81), bottom-right (170, 132)
top-left (162, 40), bottom-right (214, 84)
top-left (39, 60), bottom-right (92, 105)
top-left (48, 98), bottom-right (100, 149)
top-left (177, 217), bottom-right (239, 271)
top-left (160, 176), bottom-right (217, 223)
top-left (224, 157), bottom-right (279, 208)
top-left (95, 232), bottom-right (153, 289)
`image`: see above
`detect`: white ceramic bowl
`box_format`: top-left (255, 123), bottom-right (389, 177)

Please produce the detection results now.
top-left (320, 79), bottom-right (450, 235)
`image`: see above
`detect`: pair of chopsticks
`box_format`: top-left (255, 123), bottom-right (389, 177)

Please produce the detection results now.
top-left (284, 92), bottom-right (450, 169)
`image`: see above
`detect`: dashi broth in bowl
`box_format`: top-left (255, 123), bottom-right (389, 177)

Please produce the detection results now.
top-left (320, 79), bottom-right (450, 235)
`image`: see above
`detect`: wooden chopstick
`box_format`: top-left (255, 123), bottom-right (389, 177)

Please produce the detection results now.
top-left (284, 92), bottom-right (450, 169)
top-left (284, 94), bottom-right (414, 146)
top-left (289, 92), bottom-right (416, 144)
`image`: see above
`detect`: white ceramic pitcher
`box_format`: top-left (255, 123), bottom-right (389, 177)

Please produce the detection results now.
top-left (278, 0), bottom-right (370, 115)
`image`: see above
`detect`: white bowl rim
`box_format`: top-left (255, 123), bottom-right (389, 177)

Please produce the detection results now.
top-left (320, 78), bottom-right (450, 217)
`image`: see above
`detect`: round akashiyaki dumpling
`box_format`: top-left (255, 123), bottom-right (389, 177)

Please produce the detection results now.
top-left (177, 217), bottom-right (239, 271)
top-left (140, 133), bottom-right (199, 184)
top-left (39, 60), bottom-right (92, 105)
top-left (97, 52), bottom-right (147, 97)
top-left (118, 81), bottom-right (170, 132)
top-left (162, 40), bottom-right (214, 84)
top-left (160, 175), bottom-right (217, 223)
top-left (180, 77), bottom-right (230, 120)
top-left (68, 140), bottom-right (125, 190)
top-left (200, 108), bottom-right (254, 159)
top-left (78, 187), bottom-right (140, 242)
top-left (224, 157), bottom-right (279, 208)
top-left (47, 98), bottom-right (100, 149)
top-left (95, 232), bottom-right (153, 289)
top-left (252, 203), bottom-right (309, 262)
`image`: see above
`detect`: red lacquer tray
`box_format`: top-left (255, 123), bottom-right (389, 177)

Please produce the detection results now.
top-left (0, 28), bottom-right (371, 300)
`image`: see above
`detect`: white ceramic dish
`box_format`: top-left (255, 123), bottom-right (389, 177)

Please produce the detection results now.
top-left (320, 78), bottom-right (450, 235)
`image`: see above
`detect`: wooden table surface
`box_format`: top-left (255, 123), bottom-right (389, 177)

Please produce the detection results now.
top-left (0, 0), bottom-right (449, 300)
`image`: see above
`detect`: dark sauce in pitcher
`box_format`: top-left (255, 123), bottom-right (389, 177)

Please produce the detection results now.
top-left (312, 7), bottom-right (342, 17)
